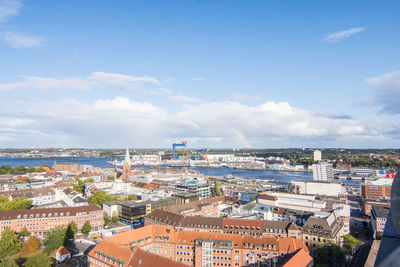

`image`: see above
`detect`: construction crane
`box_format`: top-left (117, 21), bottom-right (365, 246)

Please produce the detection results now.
top-left (198, 151), bottom-right (209, 164)
top-left (196, 149), bottom-right (209, 160)
top-left (172, 141), bottom-right (189, 160)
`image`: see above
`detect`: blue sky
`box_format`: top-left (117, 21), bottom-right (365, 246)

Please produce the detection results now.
top-left (0, 0), bottom-right (400, 148)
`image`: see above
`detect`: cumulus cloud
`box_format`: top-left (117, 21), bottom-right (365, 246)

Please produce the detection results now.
top-left (0, 0), bottom-right (22, 22)
top-left (323, 27), bottom-right (365, 43)
top-left (0, 96), bottom-right (393, 148)
top-left (0, 72), bottom-right (161, 92)
top-left (366, 70), bottom-right (400, 114)
top-left (167, 95), bottom-right (202, 103)
top-left (3, 31), bottom-right (45, 48)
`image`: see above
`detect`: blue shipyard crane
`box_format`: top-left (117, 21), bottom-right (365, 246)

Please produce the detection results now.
top-left (172, 141), bottom-right (189, 160)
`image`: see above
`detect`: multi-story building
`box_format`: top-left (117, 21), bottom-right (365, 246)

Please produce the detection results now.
top-left (53, 161), bottom-right (79, 172)
top-left (362, 179), bottom-right (392, 200)
top-left (301, 212), bottom-right (345, 249)
top-left (313, 150), bottom-right (322, 162)
top-left (145, 209), bottom-right (303, 240)
top-left (0, 203), bottom-right (104, 236)
top-left (162, 196), bottom-right (236, 217)
top-left (371, 205), bottom-right (389, 239)
top-left (168, 179), bottom-right (210, 199)
top-left (291, 180), bottom-right (344, 197)
top-left (119, 202), bottom-right (152, 228)
top-left (311, 162), bottom-right (334, 181)
top-left (87, 224), bottom-right (312, 267)
top-left (0, 187), bottom-right (57, 206)
top-left (363, 200), bottom-right (390, 216)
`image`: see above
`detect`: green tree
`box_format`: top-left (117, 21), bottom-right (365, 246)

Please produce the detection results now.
top-left (69, 221), bottom-right (78, 235)
top-left (313, 244), bottom-right (346, 267)
top-left (87, 191), bottom-right (117, 207)
top-left (343, 234), bottom-right (363, 255)
top-left (20, 227), bottom-right (29, 237)
top-left (0, 228), bottom-right (22, 258)
top-left (127, 194), bottom-right (138, 201)
top-left (11, 166), bottom-right (27, 174)
top-left (0, 197), bottom-right (32, 210)
top-left (214, 181), bottom-right (222, 196)
top-left (35, 167), bottom-right (46, 172)
top-left (23, 251), bottom-right (51, 267)
top-left (0, 256), bottom-right (18, 267)
top-left (81, 221), bottom-right (92, 236)
top-left (43, 226), bottom-right (67, 253)
top-left (112, 216), bottom-right (119, 223)
top-left (65, 222), bottom-right (77, 244)
top-left (104, 214), bottom-right (111, 225)
top-left (25, 166), bottom-right (36, 173)
top-left (73, 177), bottom-right (94, 193)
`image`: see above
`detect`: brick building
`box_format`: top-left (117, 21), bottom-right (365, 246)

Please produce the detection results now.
top-left (53, 161), bottom-right (79, 172)
top-left (87, 224), bottom-right (312, 267)
top-left (361, 184), bottom-right (392, 200)
top-left (145, 209), bottom-right (302, 240)
top-left (0, 203), bottom-right (104, 236)
top-left (363, 200), bottom-right (390, 216)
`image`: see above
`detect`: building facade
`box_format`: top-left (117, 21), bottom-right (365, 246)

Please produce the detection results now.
top-left (0, 203), bottom-right (104, 236)
top-left (313, 150), bottom-right (322, 162)
top-left (87, 224), bottom-right (312, 267)
top-left (311, 163), bottom-right (333, 181)
top-left (371, 205), bottom-right (389, 239)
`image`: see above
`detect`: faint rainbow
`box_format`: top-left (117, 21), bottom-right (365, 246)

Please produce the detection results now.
top-left (234, 129), bottom-right (252, 148)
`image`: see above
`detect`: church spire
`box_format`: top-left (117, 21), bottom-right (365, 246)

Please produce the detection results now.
top-left (122, 147), bottom-right (131, 166)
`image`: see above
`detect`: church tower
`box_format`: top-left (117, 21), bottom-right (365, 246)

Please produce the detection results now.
top-left (121, 147), bottom-right (132, 180)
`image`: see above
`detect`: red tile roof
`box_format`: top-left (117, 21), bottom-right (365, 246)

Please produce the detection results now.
top-left (56, 246), bottom-right (70, 255)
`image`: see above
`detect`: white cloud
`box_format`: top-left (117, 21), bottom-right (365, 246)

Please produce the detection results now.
top-left (323, 27), bottom-right (365, 43)
top-left (0, 72), bottom-right (162, 92)
top-left (150, 87), bottom-right (172, 95)
top-left (0, 96), bottom-right (393, 148)
top-left (167, 95), bottom-right (202, 103)
top-left (366, 70), bottom-right (400, 114)
top-left (3, 31), bottom-right (45, 48)
top-left (0, 0), bottom-right (22, 22)
top-left (88, 72), bottom-right (159, 91)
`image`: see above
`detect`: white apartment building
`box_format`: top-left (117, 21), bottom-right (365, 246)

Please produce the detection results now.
top-left (291, 180), bottom-right (344, 197)
top-left (312, 162), bottom-right (334, 181)
top-left (313, 150), bottom-right (322, 161)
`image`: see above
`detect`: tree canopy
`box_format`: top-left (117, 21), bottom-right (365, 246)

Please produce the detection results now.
top-left (81, 221), bottom-right (92, 235)
top-left (87, 191), bottom-right (117, 207)
top-left (72, 177), bottom-right (94, 193)
top-left (19, 227), bottom-right (29, 237)
top-left (65, 221), bottom-right (77, 243)
top-left (313, 244), bottom-right (346, 267)
top-left (43, 226), bottom-right (67, 253)
top-left (0, 228), bottom-right (22, 258)
top-left (0, 256), bottom-right (18, 267)
top-left (343, 234), bottom-right (363, 255)
top-left (0, 165), bottom-right (45, 175)
top-left (0, 197), bottom-right (32, 210)
top-left (20, 236), bottom-right (40, 255)
top-left (23, 251), bottom-right (52, 267)
top-left (214, 181), bottom-right (222, 196)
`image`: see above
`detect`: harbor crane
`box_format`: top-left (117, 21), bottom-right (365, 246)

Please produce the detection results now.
top-left (172, 141), bottom-right (189, 160)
